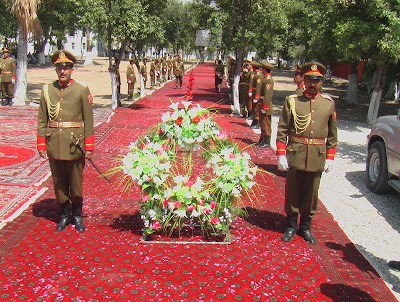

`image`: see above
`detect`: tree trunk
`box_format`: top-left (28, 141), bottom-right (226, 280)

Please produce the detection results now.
top-left (14, 27), bottom-right (28, 106)
top-left (367, 64), bottom-right (384, 125)
top-left (231, 50), bottom-right (243, 116)
top-left (346, 61), bottom-right (358, 105)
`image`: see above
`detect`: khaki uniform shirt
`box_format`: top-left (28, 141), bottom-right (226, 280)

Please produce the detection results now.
top-left (37, 80), bottom-right (94, 160)
top-left (260, 74), bottom-right (274, 114)
top-left (0, 57), bottom-right (16, 82)
top-left (277, 93), bottom-right (338, 172)
top-left (126, 64), bottom-right (136, 83)
top-left (174, 62), bottom-right (185, 77)
top-left (140, 63), bottom-right (147, 78)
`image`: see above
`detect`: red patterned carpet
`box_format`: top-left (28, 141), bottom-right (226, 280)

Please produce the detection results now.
top-left (0, 64), bottom-right (397, 301)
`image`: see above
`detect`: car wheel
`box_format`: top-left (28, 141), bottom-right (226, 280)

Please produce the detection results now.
top-left (366, 141), bottom-right (390, 193)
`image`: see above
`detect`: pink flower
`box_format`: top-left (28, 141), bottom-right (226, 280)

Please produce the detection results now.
top-left (174, 201), bottom-right (182, 209)
top-left (152, 221), bottom-right (161, 229)
top-left (211, 217), bottom-right (219, 225)
top-left (187, 205), bottom-right (195, 211)
top-left (142, 195), bottom-right (150, 203)
top-left (210, 201), bottom-right (216, 209)
top-left (185, 178), bottom-right (194, 187)
top-left (198, 199), bottom-right (204, 206)
top-left (158, 128), bottom-right (163, 135)
top-left (218, 131), bottom-right (227, 140)
top-left (230, 153), bottom-right (236, 159)
top-left (163, 199), bottom-right (169, 207)
top-left (204, 207), bottom-right (211, 214)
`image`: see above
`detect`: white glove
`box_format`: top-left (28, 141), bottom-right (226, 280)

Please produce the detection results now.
top-left (253, 98), bottom-right (258, 103)
top-left (11, 78), bottom-right (15, 85)
top-left (278, 155), bottom-right (289, 171)
top-left (127, 80), bottom-right (131, 84)
top-left (248, 92), bottom-right (252, 97)
top-left (261, 109), bottom-right (266, 114)
top-left (324, 159), bottom-right (334, 173)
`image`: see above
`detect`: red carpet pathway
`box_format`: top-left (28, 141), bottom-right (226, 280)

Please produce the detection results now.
top-left (0, 63), bottom-right (397, 301)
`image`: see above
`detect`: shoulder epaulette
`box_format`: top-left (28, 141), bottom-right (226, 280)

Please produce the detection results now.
top-left (320, 93), bottom-right (334, 101)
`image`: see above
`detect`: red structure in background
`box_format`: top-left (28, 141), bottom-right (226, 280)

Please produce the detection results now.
top-left (332, 61), bottom-right (365, 80)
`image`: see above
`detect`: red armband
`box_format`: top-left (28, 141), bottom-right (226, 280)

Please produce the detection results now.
top-left (85, 135), bottom-right (94, 151)
top-left (37, 136), bottom-right (46, 151)
top-left (262, 104), bottom-right (269, 111)
top-left (276, 141), bottom-right (287, 156)
top-left (326, 146), bottom-right (336, 160)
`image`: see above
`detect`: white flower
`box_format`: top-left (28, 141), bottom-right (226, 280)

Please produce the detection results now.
top-left (182, 100), bottom-right (192, 110)
top-left (191, 209), bottom-right (201, 217)
top-left (174, 209), bottom-right (187, 218)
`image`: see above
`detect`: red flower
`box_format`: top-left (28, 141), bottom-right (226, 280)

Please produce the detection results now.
top-left (192, 116), bottom-right (200, 124)
top-left (187, 205), bottom-right (195, 211)
top-left (158, 128), bottom-right (163, 135)
top-left (210, 201), bottom-right (216, 209)
top-left (175, 117), bottom-right (183, 126)
top-left (163, 199), bottom-right (169, 207)
top-left (198, 199), bottom-right (204, 206)
top-left (204, 207), bottom-right (211, 214)
top-left (230, 153), bottom-right (236, 159)
top-left (174, 201), bottom-right (182, 209)
top-left (152, 221), bottom-right (161, 229)
top-left (185, 178), bottom-right (194, 187)
top-left (142, 195), bottom-right (150, 203)
top-left (211, 217), bottom-right (219, 225)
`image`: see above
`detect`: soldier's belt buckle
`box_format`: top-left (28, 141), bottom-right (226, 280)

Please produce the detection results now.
top-left (308, 138), bottom-right (313, 144)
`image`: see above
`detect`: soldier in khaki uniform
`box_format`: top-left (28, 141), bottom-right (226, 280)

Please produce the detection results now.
top-left (258, 60), bottom-right (274, 147)
top-left (140, 58), bottom-right (148, 88)
top-left (37, 50), bottom-right (94, 233)
top-left (248, 61), bottom-right (263, 129)
top-left (150, 58), bottom-right (158, 89)
top-left (214, 59), bottom-right (225, 93)
top-left (167, 55), bottom-right (173, 80)
top-left (161, 56), bottom-right (168, 83)
top-left (294, 64), bottom-right (305, 96)
top-left (0, 47), bottom-right (16, 106)
top-left (244, 61), bottom-right (254, 119)
top-left (276, 62), bottom-right (338, 244)
top-left (173, 56), bottom-right (185, 89)
top-left (126, 59), bottom-right (136, 101)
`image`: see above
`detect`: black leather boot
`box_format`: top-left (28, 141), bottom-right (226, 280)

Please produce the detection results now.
top-left (259, 135), bottom-right (271, 148)
top-left (71, 201), bottom-right (86, 232)
top-left (282, 214), bottom-right (298, 242)
top-left (56, 201), bottom-right (71, 231)
top-left (299, 216), bottom-right (316, 244)
top-left (250, 119), bottom-right (259, 129)
top-left (256, 134), bottom-right (264, 145)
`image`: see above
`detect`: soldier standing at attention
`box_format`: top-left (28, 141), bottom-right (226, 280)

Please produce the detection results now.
top-left (276, 62), bottom-right (338, 244)
top-left (214, 59), bottom-right (225, 93)
top-left (126, 59), bottom-right (136, 101)
top-left (294, 64), bottom-right (305, 96)
top-left (258, 60), bottom-right (274, 147)
top-left (244, 61), bottom-right (254, 119)
top-left (150, 58), bottom-right (157, 89)
top-left (167, 54), bottom-right (173, 80)
top-left (248, 61), bottom-right (263, 129)
top-left (140, 58), bottom-right (148, 89)
top-left (0, 47), bottom-right (16, 106)
top-left (174, 55), bottom-right (185, 89)
top-left (239, 60), bottom-right (250, 116)
top-left (161, 56), bottom-right (168, 83)
top-left (37, 50), bottom-right (94, 233)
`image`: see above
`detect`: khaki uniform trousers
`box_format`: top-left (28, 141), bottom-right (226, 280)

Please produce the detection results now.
top-left (49, 158), bottom-right (85, 204)
top-left (284, 168), bottom-right (322, 218)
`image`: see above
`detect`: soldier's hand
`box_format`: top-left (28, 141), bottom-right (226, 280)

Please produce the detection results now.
top-left (248, 92), bottom-right (252, 97)
top-left (253, 98), bottom-right (258, 103)
top-left (324, 159), bottom-right (334, 173)
top-left (85, 151), bottom-right (93, 160)
top-left (277, 156), bottom-right (289, 171)
top-left (127, 80), bottom-right (131, 84)
top-left (261, 109), bottom-right (266, 114)
top-left (38, 150), bottom-right (47, 159)
top-left (12, 78), bottom-right (16, 85)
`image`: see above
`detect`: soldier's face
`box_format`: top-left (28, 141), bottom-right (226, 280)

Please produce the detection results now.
top-left (56, 64), bottom-right (73, 84)
top-left (294, 74), bottom-right (304, 85)
top-left (304, 76), bottom-right (323, 94)
top-left (3, 52), bottom-right (9, 59)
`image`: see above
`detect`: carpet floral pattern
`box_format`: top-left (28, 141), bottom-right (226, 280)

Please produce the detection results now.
top-left (0, 65), bottom-right (397, 301)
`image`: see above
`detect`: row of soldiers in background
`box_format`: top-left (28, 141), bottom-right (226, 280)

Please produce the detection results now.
top-left (114, 54), bottom-right (185, 105)
top-left (0, 47), bottom-right (16, 106)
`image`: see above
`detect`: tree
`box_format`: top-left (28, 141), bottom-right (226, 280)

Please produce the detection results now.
top-left (6, 0), bottom-right (42, 106)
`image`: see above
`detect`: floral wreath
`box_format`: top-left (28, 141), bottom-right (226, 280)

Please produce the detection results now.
top-left (118, 100), bottom-right (258, 238)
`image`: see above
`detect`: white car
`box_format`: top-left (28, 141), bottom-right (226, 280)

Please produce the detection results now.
top-left (366, 110), bottom-right (400, 193)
